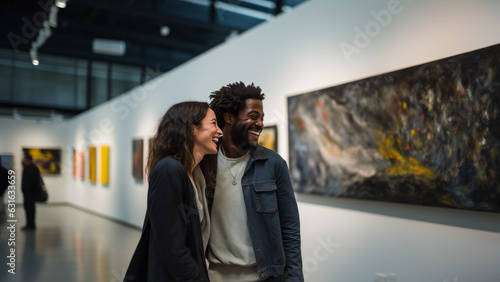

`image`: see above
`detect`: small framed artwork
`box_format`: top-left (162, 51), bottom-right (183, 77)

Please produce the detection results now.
top-left (132, 139), bottom-right (144, 180)
top-left (72, 148), bottom-right (77, 179)
top-left (80, 151), bottom-right (84, 180)
top-left (0, 154), bottom-right (14, 170)
top-left (89, 147), bottom-right (96, 183)
top-left (101, 145), bottom-right (109, 185)
top-left (258, 125), bottom-right (278, 152)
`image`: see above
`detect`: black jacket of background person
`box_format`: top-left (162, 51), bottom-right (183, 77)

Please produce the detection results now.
top-left (1, 166), bottom-right (9, 196)
top-left (22, 164), bottom-right (40, 196)
top-left (124, 157), bottom-right (209, 282)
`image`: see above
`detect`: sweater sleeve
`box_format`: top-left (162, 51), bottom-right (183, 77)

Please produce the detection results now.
top-left (148, 158), bottom-right (207, 281)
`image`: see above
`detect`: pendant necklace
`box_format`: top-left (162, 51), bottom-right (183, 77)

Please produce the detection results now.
top-left (220, 145), bottom-right (246, 186)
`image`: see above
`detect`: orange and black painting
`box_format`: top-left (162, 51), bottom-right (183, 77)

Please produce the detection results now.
top-left (288, 43), bottom-right (500, 213)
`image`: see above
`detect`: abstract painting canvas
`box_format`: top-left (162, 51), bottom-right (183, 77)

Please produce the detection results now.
top-left (73, 148), bottom-right (77, 179)
top-left (258, 126), bottom-right (278, 152)
top-left (101, 146), bottom-right (109, 185)
top-left (0, 154), bottom-right (14, 170)
top-left (288, 44), bottom-right (500, 213)
top-left (80, 151), bottom-right (84, 180)
top-left (22, 148), bottom-right (61, 175)
top-left (89, 147), bottom-right (96, 183)
top-left (132, 139), bottom-right (144, 180)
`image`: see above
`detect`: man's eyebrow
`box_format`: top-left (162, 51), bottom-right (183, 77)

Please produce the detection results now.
top-left (248, 110), bottom-right (263, 115)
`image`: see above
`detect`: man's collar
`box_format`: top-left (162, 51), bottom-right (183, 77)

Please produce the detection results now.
top-left (251, 145), bottom-right (268, 161)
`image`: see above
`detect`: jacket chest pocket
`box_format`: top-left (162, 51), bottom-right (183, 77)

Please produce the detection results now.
top-left (253, 181), bottom-right (278, 213)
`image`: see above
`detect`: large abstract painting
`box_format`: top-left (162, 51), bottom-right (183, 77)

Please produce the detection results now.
top-left (288, 44), bottom-right (500, 213)
top-left (22, 148), bottom-right (61, 175)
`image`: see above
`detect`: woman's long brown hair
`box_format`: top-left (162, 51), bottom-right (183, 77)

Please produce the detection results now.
top-left (146, 101), bottom-right (210, 179)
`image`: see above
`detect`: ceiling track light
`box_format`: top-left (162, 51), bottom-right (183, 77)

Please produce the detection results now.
top-left (30, 49), bottom-right (39, 65)
top-left (49, 5), bottom-right (59, 27)
top-left (160, 25), bottom-right (170, 37)
top-left (29, 3), bottom-right (66, 65)
top-left (55, 0), bottom-right (67, 9)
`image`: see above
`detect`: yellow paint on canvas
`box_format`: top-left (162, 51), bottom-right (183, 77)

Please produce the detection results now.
top-left (376, 131), bottom-right (435, 179)
top-left (258, 127), bottom-right (277, 151)
top-left (101, 146), bottom-right (109, 185)
top-left (89, 147), bottom-right (96, 183)
top-left (440, 200), bottom-right (453, 206)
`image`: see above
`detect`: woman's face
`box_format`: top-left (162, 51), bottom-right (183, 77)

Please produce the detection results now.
top-left (193, 108), bottom-right (223, 156)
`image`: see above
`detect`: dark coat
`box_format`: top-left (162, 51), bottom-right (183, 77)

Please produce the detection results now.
top-left (21, 165), bottom-right (40, 196)
top-left (0, 166), bottom-right (8, 197)
top-left (124, 157), bottom-right (209, 282)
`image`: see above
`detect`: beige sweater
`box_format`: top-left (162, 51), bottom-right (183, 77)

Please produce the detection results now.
top-left (191, 165), bottom-right (210, 253)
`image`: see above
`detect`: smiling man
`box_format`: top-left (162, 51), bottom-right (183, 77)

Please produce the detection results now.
top-left (207, 82), bottom-right (303, 282)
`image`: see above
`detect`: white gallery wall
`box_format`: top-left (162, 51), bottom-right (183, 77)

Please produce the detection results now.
top-left (3, 0), bottom-right (500, 281)
top-left (0, 118), bottom-right (67, 203)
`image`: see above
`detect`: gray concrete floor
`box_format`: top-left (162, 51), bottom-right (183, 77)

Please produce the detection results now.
top-left (0, 203), bottom-right (141, 282)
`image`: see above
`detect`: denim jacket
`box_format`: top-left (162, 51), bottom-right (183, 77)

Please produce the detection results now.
top-left (207, 145), bottom-right (304, 281)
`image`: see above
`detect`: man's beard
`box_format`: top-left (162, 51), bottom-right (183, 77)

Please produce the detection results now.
top-left (231, 126), bottom-right (256, 152)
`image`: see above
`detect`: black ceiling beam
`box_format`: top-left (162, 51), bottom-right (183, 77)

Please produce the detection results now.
top-left (275, 0), bottom-right (284, 15)
top-left (66, 0), bottom-right (243, 34)
top-left (59, 22), bottom-right (208, 54)
top-left (0, 102), bottom-right (84, 116)
top-left (210, 0), bottom-right (217, 23)
top-left (81, 0), bottom-right (112, 26)
top-left (220, 0), bottom-right (275, 14)
top-left (41, 47), bottom-right (181, 70)
top-left (36, 36), bottom-right (182, 70)
top-left (106, 0), bottom-right (140, 27)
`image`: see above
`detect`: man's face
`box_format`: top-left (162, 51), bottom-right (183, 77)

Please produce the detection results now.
top-left (230, 98), bottom-right (264, 149)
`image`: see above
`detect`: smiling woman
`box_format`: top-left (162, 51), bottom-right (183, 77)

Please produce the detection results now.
top-left (124, 101), bottom-right (221, 282)
top-left (193, 108), bottom-right (223, 165)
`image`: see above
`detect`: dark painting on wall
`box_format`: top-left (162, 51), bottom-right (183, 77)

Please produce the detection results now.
top-left (132, 139), bottom-right (144, 180)
top-left (22, 148), bottom-right (61, 175)
top-left (288, 44), bottom-right (500, 213)
top-left (0, 154), bottom-right (14, 170)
